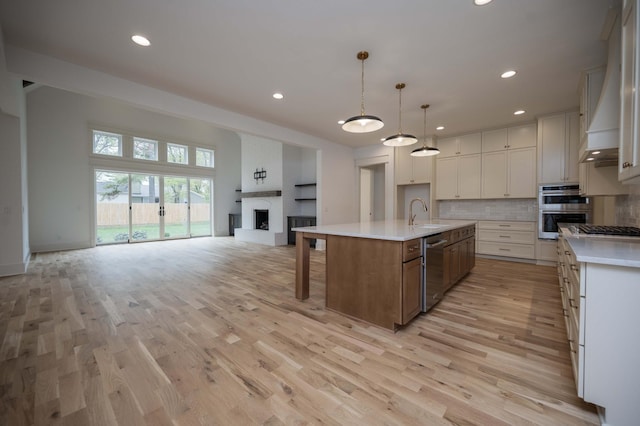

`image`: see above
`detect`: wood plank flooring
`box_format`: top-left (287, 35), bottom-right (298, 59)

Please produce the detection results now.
top-left (0, 237), bottom-right (599, 425)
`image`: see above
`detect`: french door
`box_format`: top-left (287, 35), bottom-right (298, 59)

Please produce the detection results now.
top-left (95, 170), bottom-right (212, 245)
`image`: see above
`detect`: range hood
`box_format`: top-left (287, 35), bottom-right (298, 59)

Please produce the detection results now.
top-left (579, 9), bottom-right (621, 166)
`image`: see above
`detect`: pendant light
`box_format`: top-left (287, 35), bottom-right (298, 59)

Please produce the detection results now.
top-left (342, 51), bottom-right (384, 133)
top-left (382, 83), bottom-right (418, 146)
top-left (411, 104), bottom-right (440, 157)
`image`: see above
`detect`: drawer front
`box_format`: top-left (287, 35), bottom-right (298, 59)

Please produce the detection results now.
top-left (478, 220), bottom-right (535, 232)
top-left (477, 241), bottom-right (536, 259)
top-left (403, 239), bottom-right (422, 261)
top-left (478, 229), bottom-right (535, 245)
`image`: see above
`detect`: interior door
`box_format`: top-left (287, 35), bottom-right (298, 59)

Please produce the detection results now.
top-left (360, 168), bottom-right (374, 222)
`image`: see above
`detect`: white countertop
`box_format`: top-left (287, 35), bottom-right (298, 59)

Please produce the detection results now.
top-left (564, 236), bottom-right (640, 268)
top-left (292, 219), bottom-right (476, 241)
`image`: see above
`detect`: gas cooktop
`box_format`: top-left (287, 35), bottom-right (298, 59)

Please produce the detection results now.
top-left (576, 224), bottom-right (640, 237)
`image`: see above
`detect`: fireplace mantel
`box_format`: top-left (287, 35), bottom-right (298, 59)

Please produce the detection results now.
top-left (241, 190), bottom-right (282, 198)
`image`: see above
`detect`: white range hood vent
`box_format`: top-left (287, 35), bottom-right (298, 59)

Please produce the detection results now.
top-left (580, 9), bottom-right (621, 164)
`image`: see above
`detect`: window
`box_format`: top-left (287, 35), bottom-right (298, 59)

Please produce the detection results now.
top-left (196, 147), bottom-right (214, 168)
top-left (133, 137), bottom-right (158, 161)
top-left (167, 143), bottom-right (188, 164)
top-left (93, 130), bottom-right (122, 156)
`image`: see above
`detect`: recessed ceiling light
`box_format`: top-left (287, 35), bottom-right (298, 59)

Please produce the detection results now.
top-left (586, 157), bottom-right (595, 161)
top-left (514, 110), bottom-right (526, 115)
top-left (131, 35), bottom-right (150, 47)
top-left (338, 120), bottom-right (345, 125)
top-left (501, 70), bottom-right (517, 79)
top-left (592, 151), bottom-right (601, 155)
top-left (272, 92), bottom-right (284, 100)
top-left (474, 0), bottom-right (493, 5)
top-left (436, 126), bottom-right (445, 130)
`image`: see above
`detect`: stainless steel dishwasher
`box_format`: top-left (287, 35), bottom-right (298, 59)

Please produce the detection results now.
top-left (422, 231), bottom-right (450, 312)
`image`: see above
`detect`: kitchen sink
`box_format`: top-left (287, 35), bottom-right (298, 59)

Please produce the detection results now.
top-left (413, 224), bottom-right (446, 229)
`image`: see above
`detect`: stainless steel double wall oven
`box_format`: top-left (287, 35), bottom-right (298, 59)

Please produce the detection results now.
top-left (538, 184), bottom-right (592, 239)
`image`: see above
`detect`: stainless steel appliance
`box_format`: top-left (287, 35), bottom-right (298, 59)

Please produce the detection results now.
top-left (538, 184), bottom-right (592, 239)
top-left (421, 231), bottom-right (449, 312)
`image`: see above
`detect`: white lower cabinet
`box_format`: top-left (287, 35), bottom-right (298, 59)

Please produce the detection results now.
top-left (558, 232), bottom-right (640, 425)
top-left (477, 221), bottom-right (535, 259)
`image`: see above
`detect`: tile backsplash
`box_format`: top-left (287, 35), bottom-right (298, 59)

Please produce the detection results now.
top-left (615, 183), bottom-right (640, 227)
top-left (437, 199), bottom-right (537, 221)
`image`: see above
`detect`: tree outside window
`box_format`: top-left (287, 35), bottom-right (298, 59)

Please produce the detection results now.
top-left (93, 131), bottom-right (122, 156)
top-left (133, 137), bottom-right (158, 161)
top-left (167, 143), bottom-right (188, 164)
top-left (196, 148), bottom-right (214, 168)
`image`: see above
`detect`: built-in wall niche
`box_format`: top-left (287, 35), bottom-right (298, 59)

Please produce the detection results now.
top-left (255, 209), bottom-right (269, 230)
top-left (294, 182), bottom-right (316, 201)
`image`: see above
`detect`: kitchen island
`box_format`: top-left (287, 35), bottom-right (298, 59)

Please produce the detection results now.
top-left (293, 219), bottom-right (476, 331)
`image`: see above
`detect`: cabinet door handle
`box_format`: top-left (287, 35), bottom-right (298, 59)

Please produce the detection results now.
top-left (499, 248), bottom-right (511, 251)
top-left (622, 161), bottom-right (632, 168)
top-left (499, 235), bottom-right (511, 238)
top-left (498, 224), bottom-right (511, 227)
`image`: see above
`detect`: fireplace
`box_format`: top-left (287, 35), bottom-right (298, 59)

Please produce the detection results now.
top-left (255, 209), bottom-right (269, 230)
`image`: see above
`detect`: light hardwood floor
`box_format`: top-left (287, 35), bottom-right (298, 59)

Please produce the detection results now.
top-left (0, 237), bottom-right (598, 425)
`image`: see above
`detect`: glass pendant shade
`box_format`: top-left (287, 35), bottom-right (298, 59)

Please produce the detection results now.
top-left (410, 104), bottom-right (440, 157)
top-left (382, 83), bottom-right (417, 146)
top-left (343, 51), bottom-right (384, 134)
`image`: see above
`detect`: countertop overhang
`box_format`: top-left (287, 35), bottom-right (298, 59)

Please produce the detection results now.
top-left (563, 236), bottom-right (640, 268)
top-left (292, 219), bottom-right (477, 241)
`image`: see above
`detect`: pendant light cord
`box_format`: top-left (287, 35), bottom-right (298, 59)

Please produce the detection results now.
top-left (360, 57), bottom-right (365, 116)
top-left (422, 105), bottom-right (427, 147)
top-left (398, 86), bottom-right (403, 134)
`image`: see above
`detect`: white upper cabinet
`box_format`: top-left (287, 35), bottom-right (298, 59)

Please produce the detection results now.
top-left (437, 133), bottom-right (481, 158)
top-left (482, 124), bottom-right (536, 153)
top-left (435, 154), bottom-right (481, 200)
top-left (395, 144), bottom-right (433, 185)
top-left (620, 0), bottom-right (640, 183)
top-left (538, 111), bottom-right (580, 184)
top-left (481, 123), bottom-right (536, 198)
top-left (482, 147), bottom-right (536, 199)
top-left (481, 129), bottom-right (508, 153)
top-left (507, 124), bottom-right (537, 150)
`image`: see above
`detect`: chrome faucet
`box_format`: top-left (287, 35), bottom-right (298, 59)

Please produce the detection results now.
top-left (409, 198), bottom-right (428, 226)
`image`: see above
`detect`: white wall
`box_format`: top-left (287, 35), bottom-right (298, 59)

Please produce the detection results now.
top-left (6, 46), bottom-right (357, 228)
top-left (239, 135), bottom-right (284, 233)
top-left (0, 34), bottom-right (29, 276)
top-left (26, 86), bottom-right (241, 251)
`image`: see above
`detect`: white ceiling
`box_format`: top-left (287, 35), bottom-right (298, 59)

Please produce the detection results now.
top-left (0, 0), bottom-right (617, 148)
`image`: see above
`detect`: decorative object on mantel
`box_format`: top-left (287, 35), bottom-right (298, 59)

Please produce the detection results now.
top-left (240, 190), bottom-right (282, 198)
top-left (342, 51), bottom-right (384, 134)
top-left (383, 83), bottom-right (418, 147)
top-left (411, 104), bottom-right (440, 157)
top-left (254, 168), bottom-right (266, 183)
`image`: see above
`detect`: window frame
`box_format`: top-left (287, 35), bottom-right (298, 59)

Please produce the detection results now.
top-left (167, 142), bottom-right (189, 165)
top-left (92, 130), bottom-right (123, 157)
top-left (133, 137), bottom-right (159, 161)
top-left (195, 147), bottom-right (215, 168)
